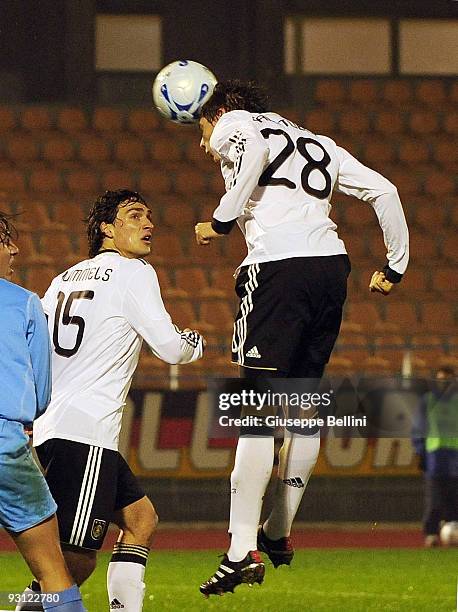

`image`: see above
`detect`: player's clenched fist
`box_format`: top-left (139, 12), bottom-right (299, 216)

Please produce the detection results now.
top-left (195, 222), bottom-right (221, 245)
top-left (369, 271), bottom-right (394, 295)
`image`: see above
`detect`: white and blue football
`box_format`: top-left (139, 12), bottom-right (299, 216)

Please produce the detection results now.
top-left (152, 60), bottom-right (217, 124)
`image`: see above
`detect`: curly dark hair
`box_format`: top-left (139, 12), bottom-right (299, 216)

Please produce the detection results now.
top-left (0, 211), bottom-right (18, 246)
top-left (200, 79), bottom-right (270, 123)
top-left (86, 189), bottom-right (147, 258)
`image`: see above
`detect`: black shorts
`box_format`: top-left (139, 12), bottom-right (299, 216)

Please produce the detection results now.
top-left (232, 255), bottom-right (350, 375)
top-left (35, 438), bottom-right (145, 550)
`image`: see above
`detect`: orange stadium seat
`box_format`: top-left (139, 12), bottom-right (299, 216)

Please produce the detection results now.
top-left (114, 138), bottom-right (146, 167)
top-left (208, 266), bottom-right (237, 298)
top-left (433, 267), bottom-right (457, 296)
top-left (441, 233), bottom-right (458, 264)
top-left (382, 80), bottom-right (413, 107)
top-left (373, 110), bottom-right (405, 135)
top-left (163, 298), bottom-right (197, 329)
top-left (385, 301), bottom-right (419, 329)
top-left (415, 80), bottom-right (447, 107)
top-left (222, 232), bottom-right (248, 263)
top-left (303, 109), bottom-right (336, 135)
top-left (349, 80), bottom-right (379, 106)
top-left (342, 201), bottom-right (376, 227)
top-left (314, 80), bottom-right (347, 106)
top-left (0, 168), bottom-right (26, 192)
top-left (16, 200), bottom-right (60, 231)
top-left (373, 335), bottom-right (407, 370)
top-left (153, 266), bottom-right (177, 297)
top-left (414, 201), bottom-right (446, 229)
top-left (398, 139), bottom-right (430, 166)
top-left (443, 111), bottom-right (458, 136)
top-left (183, 138), bottom-right (210, 167)
top-left (100, 169), bottom-right (136, 191)
top-left (42, 136), bottom-right (75, 164)
top-left (345, 301), bottom-right (382, 328)
top-left (340, 233), bottom-right (367, 262)
top-left (21, 107), bottom-right (53, 132)
top-left (16, 232), bottom-right (50, 265)
top-left (198, 299), bottom-right (235, 333)
top-left (78, 136), bottom-right (112, 165)
top-left (53, 201), bottom-right (86, 229)
top-left (361, 354), bottom-right (393, 375)
top-left (92, 108), bottom-right (124, 133)
top-left (208, 170), bottom-right (225, 194)
top-left (174, 168), bottom-right (207, 194)
top-left (5, 134), bottom-right (39, 163)
top-left (338, 110), bottom-right (370, 134)
top-left (362, 140), bottom-right (397, 166)
top-left (29, 168), bottom-right (63, 194)
top-left (38, 232), bottom-right (76, 260)
top-left (409, 111), bottom-right (440, 136)
top-left (174, 267), bottom-right (211, 296)
top-left (127, 109), bottom-right (161, 134)
top-left (409, 231), bottom-right (439, 262)
top-left (23, 265), bottom-right (57, 297)
top-left (65, 169), bottom-right (99, 196)
top-left (149, 233), bottom-right (186, 265)
top-left (149, 137), bottom-right (182, 162)
top-left (385, 167), bottom-right (422, 196)
top-left (187, 237), bottom-right (226, 266)
top-left (432, 138), bottom-right (457, 168)
top-left (0, 107), bottom-right (17, 133)
top-left (421, 302), bottom-right (456, 332)
top-left (397, 267), bottom-right (429, 296)
top-left (138, 169), bottom-right (172, 194)
top-left (162, 200), bottom-right (196, 228)
top-left (424, 170), bottom-right (455, 197)
top-left (56, 108), bottom-right (89, 134)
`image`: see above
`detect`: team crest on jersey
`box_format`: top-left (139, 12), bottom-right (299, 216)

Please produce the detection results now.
top-left (91, 519), bottom-right (107, 540)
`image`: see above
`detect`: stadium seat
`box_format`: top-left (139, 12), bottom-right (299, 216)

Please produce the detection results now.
top-left (421, 302), bottom-right (456, 332)
top-left (443, 111), bottom-right (458, 136)
top-left (56, 108), bottom-right (89, 134)
top-left (149, 233), bottom-right (186, 265)
top-left (373, 111), bottom-right (405, 135)
top-left (397, 267), bottom-right (429, 296)
top-left (78, 136), bottom-right (112, 165)
top-left (408, 231), bottom-right (438, 262)
top-left (432, 267), bottom-right (457, 296)
top-left (127, 109), bottom-right (161, 134)
top-left (65, 169), bottom-right (99, 196)
top-left (163, 298), bottom-right (197, 329)
top-left (385, 301), bottom-right (419, 330)
top-left (432, 138), bottom-right (457, 168)
top-left (138, 169), bottom-right (172, 194)
top-left (16, 232), bottom-right (50, 264)
top-left (197, 299), bottom-right (235, 333)
top-left (303, 109), bottom-right (336, 135)
top-left (441, 233), bottom-right (458, 264)
top-left (38, 232), bottom-right (76, 260)
top-left (208, 266), bottom-right (237, 298)
top-left (53, 201), bottom-right (86, 228)
top-left (382, 80), bottom-right (413, 107)
top-left (424, 170), bottom-right (454, 197)
top-left (345, 301), bottom-right (383, 329)
top-left (415, 80), bottom-right (447, 107)
top-left (409, 111), bottom-right (439, 136)
top-left (338, 110), bottom-right (370, 134)
top-left (361, 354), bottom-right (393, 375)
top-left (161, 200), bottom-right (196, 228)
top-left (398, 139), bottom-right (430, 166)
top-left (0, 106), bottom-right (17, 133)
top-left (42, 136), bottom-right (75, 164)
top-left (222, 232), bottom-right (248, 263)
top-left (93, 108), bottom-right (125, 133)
top-left (373, 335), bottom-right (407, 370)
top-left (29, 168), bottom-right (63, 194)
top-left (384, 167), bottom-right (422, 196)
top-left (174, 267), bottom-right (211, 296)
top-left (101, 169), bottom-right (136, 191)
top-left (361, 140), bottom-right (396, 166)
top-left (326, 354), bottom-right (354, 375)
top-left (21, 107), bottom-right (53, 132)
top-left (349, 79), bottom-right (379, 106)
top-left (342, 201), bottom-right (376, 227)
top-left (23, 265), bottom-right (57, 297)
top-left (17, 200), bottom-right (60, 231)
top-left (0, 168), bottom-right (26, 192)
top-left (414, 201), bottom-right (446, 230)
top-left (174, 168), bottom-right (207, 194)
top-left (5, 134), bottom-right (39, 163)
top-left (114, 138), bottom-right (146, 167)
top-left (208, 171), bottom-right (225, 194)
top-left (149, 137), bottom-right (182, 162)
top-left (314, 80), bottom-right (347, 106)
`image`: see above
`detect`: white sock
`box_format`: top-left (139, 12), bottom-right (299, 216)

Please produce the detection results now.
top-left (227, 436), bottom-right (274, 562)
top-left (263, 431), bottom-right (320, 540)
top-left (107, 544), bottom-right (149, 612)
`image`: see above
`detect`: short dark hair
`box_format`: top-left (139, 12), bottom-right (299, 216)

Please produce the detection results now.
top-left (200, 79), bottom-right (269, 123)
top-left (0, 211), bottom-right (18, 246)
top-left (86, 189), bottom-right (147, 258)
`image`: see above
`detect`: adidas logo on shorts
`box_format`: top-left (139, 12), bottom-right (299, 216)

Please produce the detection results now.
top-left (110, 599), bottom-right (125, 609)
top-left (283, 477), bottom-right (305, 488)
top-left (246, 346), bottom-right (261, 358)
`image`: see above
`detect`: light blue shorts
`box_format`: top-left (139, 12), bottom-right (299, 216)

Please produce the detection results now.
top-left (0, 419), bottom-right (57, 533)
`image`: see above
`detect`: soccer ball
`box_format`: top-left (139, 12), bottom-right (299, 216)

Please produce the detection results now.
top-left (152, 60), bottom-right (217, 124)
top-left (439, 521), bottom-right (458, 547)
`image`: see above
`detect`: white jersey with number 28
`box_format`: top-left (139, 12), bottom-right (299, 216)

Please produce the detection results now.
top-left (210, 110), bottom-right (408, 275)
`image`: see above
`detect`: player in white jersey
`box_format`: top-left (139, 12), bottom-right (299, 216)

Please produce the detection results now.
top-left (195, 81), bottom-right (409, 596)
top-left (27, 190), bottom-right (205, 612)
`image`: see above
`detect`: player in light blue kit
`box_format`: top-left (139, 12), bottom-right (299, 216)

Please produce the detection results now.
top-left (0, 211), bottom-right (85, 612)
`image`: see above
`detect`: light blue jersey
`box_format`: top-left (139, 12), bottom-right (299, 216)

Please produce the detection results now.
top-left (0, 279), bottom-right (55, 532)
top-left (0, 279), bottom-right (51, 424)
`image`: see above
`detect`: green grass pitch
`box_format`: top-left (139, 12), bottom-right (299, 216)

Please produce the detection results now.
top-left (0, 549), bottom-right (456, 611)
